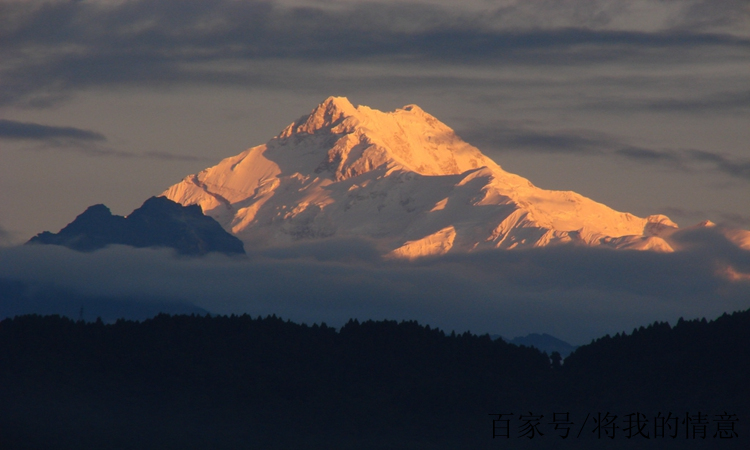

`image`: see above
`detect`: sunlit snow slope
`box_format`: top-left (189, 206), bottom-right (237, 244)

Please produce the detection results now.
top-left (163, 97), bottom-right (682, 258)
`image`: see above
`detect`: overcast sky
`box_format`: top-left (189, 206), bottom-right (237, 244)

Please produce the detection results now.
top-left (1, 0), bottom-right (749, 341)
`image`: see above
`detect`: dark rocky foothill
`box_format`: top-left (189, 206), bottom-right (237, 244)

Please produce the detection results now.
top-left (28, 196), bottom-right (245, 256)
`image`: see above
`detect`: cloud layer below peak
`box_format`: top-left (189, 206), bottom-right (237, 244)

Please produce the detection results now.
top-left (3, 228), bottom-right (749, 344)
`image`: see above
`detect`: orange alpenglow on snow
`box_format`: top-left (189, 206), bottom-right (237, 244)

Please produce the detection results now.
top-left (161, 96), bottom-right (744, 258)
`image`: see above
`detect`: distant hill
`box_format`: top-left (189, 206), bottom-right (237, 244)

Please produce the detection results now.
top-left (510, 333), bottom-right (579, 358)
top-left (492, 333), bottom-right (579, 358)
top-left (27, 196), bottom-right (245, 256)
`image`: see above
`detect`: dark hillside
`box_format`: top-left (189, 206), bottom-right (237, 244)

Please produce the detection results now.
top-left (562, 310), bottom-right (750, 415)
top-left (0, 314), bottom-right (549, 449)
top-left (0, 311), bottom-right (746, 449)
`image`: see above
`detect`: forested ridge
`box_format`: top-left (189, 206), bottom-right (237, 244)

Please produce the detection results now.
top-left (0, 310), bottom-right (747, 449)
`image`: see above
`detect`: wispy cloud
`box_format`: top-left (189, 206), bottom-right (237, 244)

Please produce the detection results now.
top-left (615, 147), bottom-right (750, 181)
top-left (460, 121), bottom-right (750, 182)
top-left (141, 151), bottom-right (214, 162)
top-left (4, 125), bottom-right (212, 162)
top-left (585, 89), bottom-right (750, 115)
top-left (0, 117), bottom-right (212, 161)
top-left (458, 122), bottom-right (613, 155)
top-left (21, 142), bottom-right (214, 162)
top-left (644, 90), bottom-right (750, 113)
top-left (0, 118), bottom-right (105, 141)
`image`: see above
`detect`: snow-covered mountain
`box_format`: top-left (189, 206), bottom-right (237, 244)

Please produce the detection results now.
top-left (161, 97), bottom-right (745, 258)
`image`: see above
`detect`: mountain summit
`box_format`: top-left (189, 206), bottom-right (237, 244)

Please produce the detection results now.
top-left (161, 97), bottom-right (700, 258)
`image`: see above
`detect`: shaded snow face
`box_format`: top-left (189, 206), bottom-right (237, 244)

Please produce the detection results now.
top-left (1, 226), bottom-right (748, 345)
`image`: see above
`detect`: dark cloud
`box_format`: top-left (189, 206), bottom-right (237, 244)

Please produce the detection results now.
top-left (259, 238), bottom-right (383, 264)
top-left (1, 0), bottom-right (747, 107)
top-left (140, 151), bottom-right (214, 162)
top-left (458, 122), bottom-right (614, 155)
top-left (2, 232), bottom-right (749, 344)
top-left (9, 135), bottom-right (212, 162)
top-left (677, 0), bottom-right (750, 32)
top-left (644, 90), bottom-right (750, 113)
top-left (616, 147), bottom-right (750, 182)
top-left (0, 118), bottom-right (189, 161)
top-left (585, 89), bottom-right (750, 114)
top-left (702, 152), bottom-right (750, 180)
top-left (0, 116), bottom-right (209, 160)
top-left (614, 147), bottom-right (682, 164)
top-left (716, 212), bottom-right (750, 228)
top-left (0, 118), bottom-right (105, 141)
top-left (34, 141), bottom-right (134, 158)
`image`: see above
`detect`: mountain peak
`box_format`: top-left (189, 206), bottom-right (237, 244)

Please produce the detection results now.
top-left (398, 104), bottom-right (424, 114)
top-left (80, 203), bottom-right (113, 218)
top-left (161, 98), bottom-right (696, 257)
top-left (321, 95), bottom-right (356, 111)
top-left (130, 195), bottom-right (203, 219)
top-left (274, 97), bottom-right (501, 180)
top-left (280, 96), bottom-right (358, 137)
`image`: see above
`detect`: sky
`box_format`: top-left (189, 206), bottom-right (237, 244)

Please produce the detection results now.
top-left (1, 0), bottom-right (749, 242)
top-left (1, 0), bottom-right (749, 343)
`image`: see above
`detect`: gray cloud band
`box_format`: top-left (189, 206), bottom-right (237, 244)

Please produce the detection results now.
top-left (0, 119), bottom-right (104, 141)
top-left (459, 122), bottom-right (750, 182)
top-left (0, 119), bottom-right (211, 161)
top-left (15, 142), bottom-right (214, 162)
top-left (1, 0), bottom-right (748, 107)
top-left (2, 228), bottom-right (749, 344)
